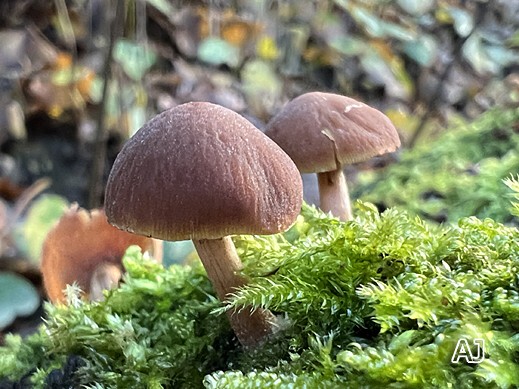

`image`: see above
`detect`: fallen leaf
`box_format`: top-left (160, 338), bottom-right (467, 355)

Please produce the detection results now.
top-left (197, 37), bottom-right (241, 68)
top-left (446, 6), bottom-right (474, 38)
top-left (113, 39), bottom-right (157, 81)
top-left (256, 35), bottom-right (280, 61)
top-left (0, 177), bottom-right (25, 202)
top-left (241, 59), bottom-right (282, 120)
top-left (0, 272), bottom-right (40, 330)
top-left (397, 0), bottom-right (435, 15)
top-left (403, 34), bottom-right (438, 66)
top-left (23, 194), bottom-right (69, 263)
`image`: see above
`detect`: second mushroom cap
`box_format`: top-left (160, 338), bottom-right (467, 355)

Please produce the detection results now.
top-left (265, 92), bottom-right (401, 173)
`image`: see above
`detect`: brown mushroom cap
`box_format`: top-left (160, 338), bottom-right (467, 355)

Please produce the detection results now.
top-left (265, 92), bottom-right (401, 173)
top-left (105, 102), bottom-right (303, 241)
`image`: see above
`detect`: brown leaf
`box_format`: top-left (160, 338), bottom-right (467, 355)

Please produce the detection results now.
top-left (198, 7), bottom-right (263, 48)
top-left (0, 177), bottom-right (25, 202)
top-left (41, 204), bottom-right (161, 303)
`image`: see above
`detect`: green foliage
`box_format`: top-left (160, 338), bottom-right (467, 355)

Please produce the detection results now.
top-left (204, 370), bottom-right (343, 388)
top-left (3, 201), bottom-right (519, 388)
top-left (113, 39), bottom-right (157, 81)
top-left (21, 194), bottom-right (69, 263)
top-left (219, 203), bottom-right (519, 388)
top-left (504, 176), bottom-right (519, 217)
top-left (1, 246), bottom-right (234, 387)
top-left (197, 37), bottom-right (241, 68)
top-left (355, 107), bottom-right (519, 224)
top-left (334, 0), bottom-right (518, 77)
top-left (0, 331), bottom-right (51, 383)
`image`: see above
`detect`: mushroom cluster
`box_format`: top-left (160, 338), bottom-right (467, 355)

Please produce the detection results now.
top-left (265, 92), bottom-right (400, 221)
top-left (104, 102), bottom-right (303, 347)
top-left (102, 93), bottom-right (398, 347)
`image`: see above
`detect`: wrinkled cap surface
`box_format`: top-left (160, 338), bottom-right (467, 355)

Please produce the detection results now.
top-left (105, 102), bottom-right (303, 241)
top-left (265, 92), bottom-right (401, 173)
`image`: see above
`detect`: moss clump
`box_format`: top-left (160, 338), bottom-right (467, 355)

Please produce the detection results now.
top-left (354, 107), bottom-right (519, 224)
top-left (0, 252), bottom-right (235, 388)
top-left (2, 199), bottom-right (519, 388)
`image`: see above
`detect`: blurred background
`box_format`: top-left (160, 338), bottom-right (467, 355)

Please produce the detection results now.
top-left (0, 0), bottom-right (518, 343)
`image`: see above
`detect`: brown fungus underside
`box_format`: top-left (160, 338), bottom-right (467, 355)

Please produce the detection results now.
top-left (41, 205), bottom-right (159, 303)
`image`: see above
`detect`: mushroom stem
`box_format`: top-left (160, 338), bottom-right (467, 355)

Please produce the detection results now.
top-left (193, 237), bottom-right (274, 347)
top-left (317, 167), bottom-right (352, 221)
top-left (90, 263), bottom-right (123, 302)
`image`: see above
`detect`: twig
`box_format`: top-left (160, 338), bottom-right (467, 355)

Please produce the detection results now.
top-left (87, 0), bottom-right (125, 209)
top-left (406, 53), bottom-right (459, 149)
top-left (407, 4), bottom-right (485, 149)
top-left (0, 178), bottom-right (51, 246)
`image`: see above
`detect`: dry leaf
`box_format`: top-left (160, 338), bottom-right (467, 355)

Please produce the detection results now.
top-left (24, 51), bottom-right (95, 117)
top-left (198, 7), bottom-right (262, 48)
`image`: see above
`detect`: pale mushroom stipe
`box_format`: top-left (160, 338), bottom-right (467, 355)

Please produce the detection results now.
top-left (265, 92), bottom-right (400, 221)
top-left (105, 102), bottom-right (303, 347)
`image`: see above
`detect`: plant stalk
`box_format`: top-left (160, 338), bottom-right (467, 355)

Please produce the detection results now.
top-left (87, 0), bottom-right (124, 208)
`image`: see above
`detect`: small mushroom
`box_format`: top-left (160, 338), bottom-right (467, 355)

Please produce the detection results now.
top-left (265, 92), bottom-right (400, 221)
top-left (41, 204), bottom-right (161, 303)
top-left (105, 102), bottom-right (302, 347)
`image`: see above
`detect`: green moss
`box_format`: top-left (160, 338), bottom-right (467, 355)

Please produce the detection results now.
top-left (1, 249), bottom-right (235, 388)
top-left (354, 107), bottom-right (519, 224)
top-left (2, 195), bottom-right (519, 388)
top-left (505, 176), bottom-right (519, 218)
top-left (0, 331), bottom-right (55, 384)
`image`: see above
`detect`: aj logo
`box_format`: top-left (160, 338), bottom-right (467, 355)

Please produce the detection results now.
top-left (451, 338), bottom-right (485, 364)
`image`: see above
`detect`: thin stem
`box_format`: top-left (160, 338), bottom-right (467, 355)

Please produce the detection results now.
top-left (87, 0), bottom-right (125, 208)
top-left (407, 3), bottom-right (485, 148)
top-left (193, 237), bottom-right (274, 347)
top-left (317, 167), bottom-right (352, 221)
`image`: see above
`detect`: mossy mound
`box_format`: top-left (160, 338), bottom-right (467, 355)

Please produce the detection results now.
top-left (2, 200), bottom-right (519, 388)
top-left (354, 107), bottom-right (519, 224)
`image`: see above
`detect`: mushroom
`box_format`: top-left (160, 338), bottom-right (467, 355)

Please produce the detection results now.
top-left (265, 92), bottom-right (400, 221)
top-left (41, 204), bottom-right (162, 303)
top-left (104, 102), bottom-right (302, 347)
top-left (89, 262), bottom-right (126, 302)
